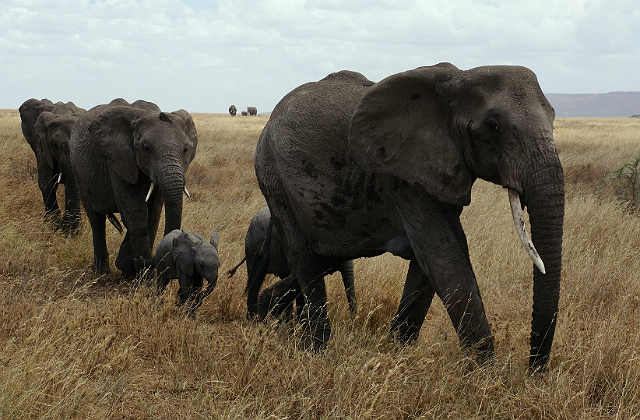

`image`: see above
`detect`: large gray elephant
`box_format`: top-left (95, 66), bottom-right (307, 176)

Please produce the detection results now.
top-left (142, 229), bottom-right (220, 315)
top-left (33, 111), bottom-right (83, 234)
top-left (20, 98), bottom-right (84, 159)
top-left (229, 105), bottom-right (237, 116)
top-left (70, 98), bottom-right (198, 278)
top-left (253, 64), bottom-right (564, 372)
top-left (247, 106), bottom-right (257, 116)
top-left (228, 206), bottom-right (357, 319)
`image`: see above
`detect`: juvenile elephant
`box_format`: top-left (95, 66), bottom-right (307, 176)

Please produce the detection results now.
top-left (70, 98), bottom-right (198, 278)
top-left (32, 111), bottom-right (83, 234)
top-left (229, 105), bottom-right (237, 116)
top-left (20, 98), bottom-right (84, 160)
top-left (241, 111), bottom-right (248, 116)
top-left (253, 65), bottom-right (564, 372)
top-left (228, 206), bottom-right (357, 319)
top-left (147, 229), bottom-right (220, 314)
top-left (247, 106), bottom-right (257, 116)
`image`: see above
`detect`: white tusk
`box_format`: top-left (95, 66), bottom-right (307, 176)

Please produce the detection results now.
top-left (57, 173), bottom-right (62, 184)
top-left (508, 189), bottom-right (546, 274)
top-left (183, 186), bottom-right (191, 198)
top-left (145, 182), bottom-right (155, 202)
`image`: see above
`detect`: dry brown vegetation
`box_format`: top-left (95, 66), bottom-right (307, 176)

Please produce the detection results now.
top-left (1, 110), bottom-right (640, 418)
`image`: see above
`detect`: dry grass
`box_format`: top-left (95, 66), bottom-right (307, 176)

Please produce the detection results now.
top-left (1, 110), bottom-right (640, 418)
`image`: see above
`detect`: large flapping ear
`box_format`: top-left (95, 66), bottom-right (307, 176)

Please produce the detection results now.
top-left (171, 109), bottom-right (198, 161)
top-left (172, 232), bottom-right (196, 276)
top-left (34, 112), bottom-right (57, 167)
top-left (88, 106), bottom-right (146, 185)
top-left (348, 63), bottom-right (473, 206)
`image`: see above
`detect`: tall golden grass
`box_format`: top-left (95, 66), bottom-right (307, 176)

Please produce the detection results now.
top-left (1, 110), bottom-right (640, 418)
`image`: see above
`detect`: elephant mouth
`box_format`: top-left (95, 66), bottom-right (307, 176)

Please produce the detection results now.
top-left (144, 182), bottom-right (191, 202)
top-left (508, 188), bottom-right (545, 274)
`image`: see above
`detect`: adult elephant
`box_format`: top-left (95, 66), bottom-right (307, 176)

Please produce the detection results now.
top-left (247, 106), bottom-right (257, 116)
top-left (253, 64), bottom-right (564, 372)
top-left (70, 98), bottom-right (198, 278)
top-left (229, 105), bottom-right (237, 116)
top-left (228, 206), bottom-right (357, 319)
top-left (20, 98), bottom-right (84, 160)
top-left (32, 111), bottom-right (83, 234)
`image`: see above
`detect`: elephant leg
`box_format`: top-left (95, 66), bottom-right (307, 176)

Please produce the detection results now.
top-left (257, 275), bottom-right (299, 321)
top-left (86, 210), bottom-right (109, 274)
top-left (296, 267), bottom-right (330, 351)
top-left (393, 184), bottom-right (494, 361)
top-left (38, 166), bottom-right (61, 227)
top-left (339, 260), bottom-right (357, 315)
top-left (390, 259), bottom-right (435, 344)
top-left (178, 270), bottom-right (200, 316)
top-left (60, 165), bottom-right (81, 235)
top-left (113, 182), bottom-right (152, 278)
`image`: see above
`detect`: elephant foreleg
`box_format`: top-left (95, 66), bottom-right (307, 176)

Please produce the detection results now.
top-left (86, 210), bottom-right (109, 274)
top-left (296, 268), bottom-right (330, 351)
top-left (257, 275), bottom-right (300, 321)
top-left (390, 259), bottom-right (435, 344)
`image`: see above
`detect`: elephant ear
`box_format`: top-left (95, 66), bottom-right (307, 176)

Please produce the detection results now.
top-left (172, 232), bottom-right (195, 276)
top-left (171, 109), bottom-right (198, 162)
top-left (348, 63), bottom-right (473, 206)
top-left (209, 230), bottom-right (220, 250)
top-left (89, 106), bottom-right (146, 185)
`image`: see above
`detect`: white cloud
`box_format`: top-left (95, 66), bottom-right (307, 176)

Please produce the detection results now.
top-left (0, 0), bottom-right (638, 112)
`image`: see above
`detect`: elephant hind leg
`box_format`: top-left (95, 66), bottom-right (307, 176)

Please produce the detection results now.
top-left (390, 259), bottom-right (435, 344)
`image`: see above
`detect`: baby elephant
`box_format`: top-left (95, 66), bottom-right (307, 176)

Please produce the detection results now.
top-left (148, 229), bottom-right (220, 314)
top-left (229, 206), bottom-right (357, 320)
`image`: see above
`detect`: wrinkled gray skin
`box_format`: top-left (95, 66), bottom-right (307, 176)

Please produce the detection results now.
top-left (20, 99), bottom-right (86, 234)
top-left (247, 106), bottom-right (257, 116)
top-left (254, 64), bottom-right (564, 372)
top-left (228, 206), bottom-right (357, 319)
top-left (229, 105), bottom-right (237, 116)
top-left (70, 98), bottom-right (198, 278)
top-left (20, 98), bottom-right (84, 159)
top-left (149, 229), bottom-right (220, 315)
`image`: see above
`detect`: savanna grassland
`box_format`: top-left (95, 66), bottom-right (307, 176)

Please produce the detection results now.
top-left (1, 109), bottom-right (640, 419)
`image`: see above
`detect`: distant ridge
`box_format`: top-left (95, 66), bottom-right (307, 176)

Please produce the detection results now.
top-left (545, 92), bottom-right (640, 118)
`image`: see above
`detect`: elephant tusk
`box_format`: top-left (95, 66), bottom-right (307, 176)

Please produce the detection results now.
top-left (508, 189), bottom-right (546, 274)
top-left (145, 183), bottom-right (155, 203)
top-left (57, 173), bottom-right (63, 184)
top-left (183, 186), bottom-right (191, 199)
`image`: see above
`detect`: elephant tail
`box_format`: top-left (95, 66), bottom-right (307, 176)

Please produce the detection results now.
top-left (227, 256), bottom-right (247, 277)
top-left (245, 218), bottom-right (273, 317)
top-left (107, 213), bottom-right (124, 234)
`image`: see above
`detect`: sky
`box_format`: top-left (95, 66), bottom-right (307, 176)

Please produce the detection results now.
top-left (1, 0), bottom-right (639, 113)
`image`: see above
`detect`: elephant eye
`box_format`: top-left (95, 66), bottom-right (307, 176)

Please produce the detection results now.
top-left (143, 142), bottom-right (151, 152)
top-left (183, 146), bottom-right (188, 155)
top-left (485, 117), bottom-right (499, 132)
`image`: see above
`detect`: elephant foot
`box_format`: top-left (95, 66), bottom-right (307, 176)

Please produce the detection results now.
top-left (116, 253), bottom-right (137, 279)
top-left (389, 317), bottom-right (421, 346)
top-left (45, 208), bottom-right (63, 231)
top-left (92, 260), bottom-right (111, 275)
top-left (60, 213), bottom-right (81, 237)
top-left (298, 318), bottom-right (331, 352)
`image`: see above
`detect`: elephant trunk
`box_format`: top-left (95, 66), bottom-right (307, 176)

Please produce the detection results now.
top-left (522, 161), bottom-right (565, 372)
top-left (159, 167), bottom-right (185, 236)
top-left (60, 156), bottom-right (81, 235)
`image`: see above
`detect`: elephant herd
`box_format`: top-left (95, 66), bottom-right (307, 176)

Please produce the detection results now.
top-left (19, 62), bottom-right (565, 373)
top-left (229, 105), bottom-right (257, 116)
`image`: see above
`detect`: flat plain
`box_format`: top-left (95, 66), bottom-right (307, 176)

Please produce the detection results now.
top-left (1, 110), bottom-right (639, 418)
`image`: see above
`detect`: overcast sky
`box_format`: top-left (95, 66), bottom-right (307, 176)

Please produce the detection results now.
top-left (1, 0), bottom-right (638, 113)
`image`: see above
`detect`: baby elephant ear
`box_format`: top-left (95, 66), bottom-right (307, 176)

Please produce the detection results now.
top-left (172, 232), bottom-right (195, 276)
top-left (209, 231), bottom-right (220, 250)
top-left (348, 64), bottom-right (473, 206)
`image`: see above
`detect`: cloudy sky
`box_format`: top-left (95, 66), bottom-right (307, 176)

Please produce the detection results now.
top-left (1, 0), bottom-right (638, 113)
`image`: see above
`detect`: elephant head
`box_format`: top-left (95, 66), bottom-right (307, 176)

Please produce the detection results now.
top-left (20, 98), bottom-right (55, 158)
top-left (33, 111), bottom-right (81, 234)
top-left (172, 230), bottom-right (221, 310)
top-left (348, 64), bottom-right (564, 371)
top-left (88, 107), bottom-right (198, 237)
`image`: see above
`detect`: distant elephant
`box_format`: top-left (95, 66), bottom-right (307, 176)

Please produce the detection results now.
top-left (228, 206), bottom-right (357, 319)
top-left (70, 98), bottom-right (198, 278)
top-left (229, 105), bottom-right (237, 116)
top-left (142, 229), bottom-right (220, 315)
top-left (32, 111), bottom-right (83, 234)
top-left (241, 111), bottom-right (248, 116)
top-left (247, 106), bottom-right (257, 116)
top-left (19, 98), bottom-right (84, 160)
top-left (253, 64), bottom-right (564, 372)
